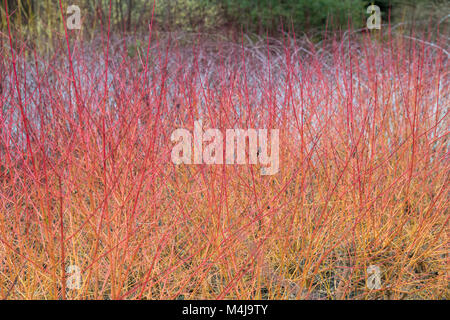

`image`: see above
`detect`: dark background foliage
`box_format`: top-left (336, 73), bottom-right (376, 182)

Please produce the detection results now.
top-left (1, 0), bottom-right (448, 36)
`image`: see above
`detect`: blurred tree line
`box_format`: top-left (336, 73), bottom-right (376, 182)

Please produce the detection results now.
top-left (0, 0), bottom-right (448, 36)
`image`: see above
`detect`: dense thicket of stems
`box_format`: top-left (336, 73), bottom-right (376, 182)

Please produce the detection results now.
top-left (0, 4), bottom-right (448, 299)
